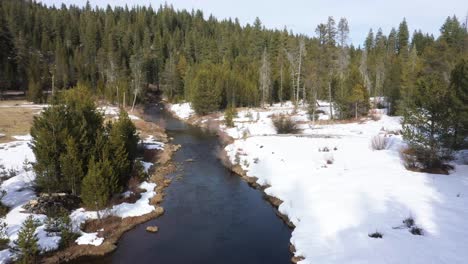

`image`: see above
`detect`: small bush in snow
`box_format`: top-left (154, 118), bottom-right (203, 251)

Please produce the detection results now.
top-left (243, 160), bottom-right (250, 168)
top-left (132, 160), bottom-right (148, 181)
top-left (272, 114), bottom-right (300, 134)
top-left (369, 109), bottom-right (381, 121)
top-left (325, 155), bottom-right (334, 165)
top-left (403, 217), bottom-right (415, 228)
top-left (371, 135), bottom-right (388, 150)
top-left (253, 158), bottom-right (259, 164)
top-left (400, 146), bottom-right (452, 174)
top-left (0, 218), bottom-right (9, 249)
top-left (245, 111), bottom-right (253, 121)
top-left (14, 215), bottom-right (41, 263)
top-left (368, 231), bottom-right (383, 239)
top-left (235, 152), bottom-right (241, 165)
top-left (224, 106), bottom-right (237, 127)
top-left (409, 226), bottom-right (424, 236)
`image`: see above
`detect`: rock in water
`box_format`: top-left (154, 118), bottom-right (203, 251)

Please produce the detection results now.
top-left (146, 226), bottom-right (159, 233)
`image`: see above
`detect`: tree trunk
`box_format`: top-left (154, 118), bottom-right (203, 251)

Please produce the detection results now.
top-left (131, 91), bottom-right (138, 112)
top-left (328, 82), bottom-right (333, 120)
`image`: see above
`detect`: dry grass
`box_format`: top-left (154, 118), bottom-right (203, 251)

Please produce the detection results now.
top-left (0, 101), bottom-right (41, 143)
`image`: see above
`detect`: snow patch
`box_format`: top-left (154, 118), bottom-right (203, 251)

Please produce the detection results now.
top-left (169, 102), bottom-right (195, 119)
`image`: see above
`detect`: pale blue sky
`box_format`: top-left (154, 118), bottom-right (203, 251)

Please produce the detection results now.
top-left (39, 0), bottom-right (467, 46)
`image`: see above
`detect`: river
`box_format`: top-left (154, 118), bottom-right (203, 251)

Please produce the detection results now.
top-left (80, 102), bottom-right (292, 264)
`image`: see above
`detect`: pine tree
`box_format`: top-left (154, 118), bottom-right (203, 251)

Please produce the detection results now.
top-left (448, 59), bottom-right (468, 148)
top-left (191, 64), bottom-right (222, 115)
top-left (402, 73), bottom-right (451, 169)
top-left (15, 216), bottom-right (40, 264)
top-left (59, 137), bottom-right (83, 195)
top-left (81, 158), bottom-right (118, 213)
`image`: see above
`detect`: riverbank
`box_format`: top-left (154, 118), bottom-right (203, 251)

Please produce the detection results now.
top-left (39, 104), bottom-right (179, 263)
top-left (168, 101), bottom-right (468, 264)
top-left (0, 99), bottom-right (180, 263)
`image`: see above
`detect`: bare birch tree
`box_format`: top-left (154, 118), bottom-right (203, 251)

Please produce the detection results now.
top-left (130, 54), bottom-right (144, 112)
top-left (259, 48), bottom-right (271, 107)
top-left (285, 37), bottom-right (305, 106)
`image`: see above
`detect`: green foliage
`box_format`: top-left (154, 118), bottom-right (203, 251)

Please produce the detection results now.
top-left (14, 216), bottom-right (40, 264)
top-left (45, 208), bottom-right (79, 249)
top-left (448, 59), bottom-right (468, 148)
top-left (60, 138), bottom-right (84, 195)
top-left (132, 160), bottom-right (149, 181)
top-left (81, 158), bottom-right (119, 211)
top-left (0, 218), bottom-right (9, 250)
top-left (402, 73), bottom-right (451, 169)
top-left (31, 84), bottom-right (138, 208)
top-left (190, 64), bottom-right (223, 115)
top-left (224, 106), bottom-right (237, 127)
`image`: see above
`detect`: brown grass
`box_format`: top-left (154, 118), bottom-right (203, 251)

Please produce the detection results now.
top-left (0, 101), bottom-right (40, 143)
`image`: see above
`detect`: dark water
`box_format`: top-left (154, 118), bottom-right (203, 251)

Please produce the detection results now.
top-left (80, 103), bottom-right (292, 264)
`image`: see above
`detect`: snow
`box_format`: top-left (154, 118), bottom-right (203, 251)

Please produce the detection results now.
top-left (97, 106), bottom-right (140, 120)
top-left (75, 232), bottom-right (103, 246)
top-left (141, 161), bottom-right (153, 173)
top-left (219, 101), bottom-right (468, 264)
top-left (169, 102), bottom-right (195, 119)
top-left (71, 181), bottom-right (157, 246)
top-left (98, 106), bottom-right (119, 116)
top-left (142, 135), bottom-right (165, 150)
top-left (0, 137), bottom-right (61, 263)
top-left (0, 134), bottom-right (159, 261)
top-left (129, 114), bottom-right (140, 120)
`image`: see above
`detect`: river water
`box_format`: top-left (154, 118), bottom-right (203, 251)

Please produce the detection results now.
top-left (80, 102), bottom-right (292, 264)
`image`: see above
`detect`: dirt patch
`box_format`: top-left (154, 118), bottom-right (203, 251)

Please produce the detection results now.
top-left (0, 101), bottom-right (40, 143)
top-left (40, 210), bottom-right (163, 264)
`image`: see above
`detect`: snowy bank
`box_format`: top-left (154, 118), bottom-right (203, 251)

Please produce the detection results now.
top-left (0, 137), bottom-right (61, 263)
top-left (71, 181), bottom-right (157, 246)
top-left (223, 105), bottom-right (468, 264)
top-left (169, 102), bottom-right (195, 119)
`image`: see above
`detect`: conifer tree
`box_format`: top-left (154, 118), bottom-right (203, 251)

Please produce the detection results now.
top-left (15, 216), bottom-right (40, 264)
top-left (59, 137), bottom-right (83, 195)
top-left (81, 158), bottom-right (118, 213)
top-left (449, 59), bottom-right (468, 148)
top-left (402, 73), bottom-right (451, 169)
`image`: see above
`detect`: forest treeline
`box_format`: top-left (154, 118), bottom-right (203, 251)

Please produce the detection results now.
top-left (0, 1), bottom-right (467, 160)
top-left (1, 0), bottom-right (465, 111)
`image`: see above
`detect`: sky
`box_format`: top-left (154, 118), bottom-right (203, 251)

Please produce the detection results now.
top-left (39, 0), bottom-right (467, 46)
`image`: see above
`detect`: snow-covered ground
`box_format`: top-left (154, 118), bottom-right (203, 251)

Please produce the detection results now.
top-left (97, 105), bottom-right (140, 120)
top-left (70, 181), bottom-right (157, 246)
top-left (169, 102), bottom-right (195, 119)
top-left (0, 136), bottom-right (60, 262)
top-left (171, 101), bottom-right (468, 264)
top-left (0, 132), bottom-right (164, 262)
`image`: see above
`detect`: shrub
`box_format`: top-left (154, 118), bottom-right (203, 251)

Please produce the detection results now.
top-left (368, 231), bottom-right (383, 238)
top-left (0, 218), bottom-right (9, 250)
top-left (132, 160), bottom-right (148, 181)
top-left (371, 135), bottom-right (388, 150)
top-left (224, 106), bottom-right (237, 127)
top-left (369, 109), bottom-right (381, 121)
top-left (409, 226), bottom-right (424, 236)
top-left (244, 111), bottom-right (253, 121)
top-left (272, 114), bottom-right (300, 134)
top-left (400, 146), bottom-right (452, 174)
top-left (14, 215), bottom-right (40, 263)
top-left (403, 217), bottom-right (415, 228)
top-left (325, 156), bottom-right (334, 165)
